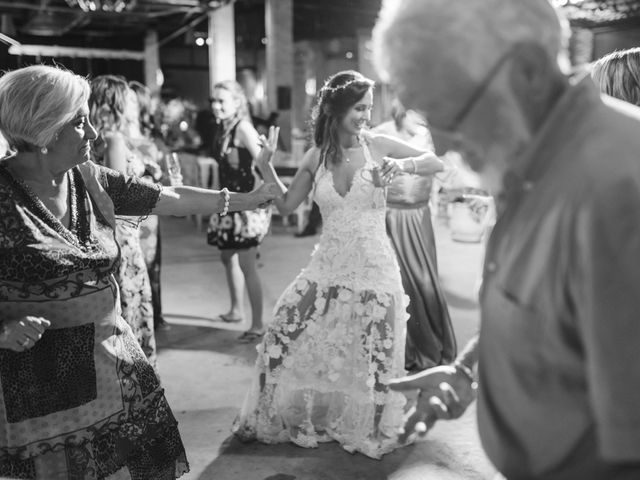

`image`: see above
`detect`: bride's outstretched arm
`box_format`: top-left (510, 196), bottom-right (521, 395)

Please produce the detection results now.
top-left (255, 126), bottom-right (316, 216)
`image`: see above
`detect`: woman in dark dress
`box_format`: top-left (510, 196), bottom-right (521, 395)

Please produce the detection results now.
top-left (207, 81), bottom-right (271, 342)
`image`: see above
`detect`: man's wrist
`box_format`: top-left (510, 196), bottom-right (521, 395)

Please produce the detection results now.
top-left (453, 361), bottom-right (476, 384)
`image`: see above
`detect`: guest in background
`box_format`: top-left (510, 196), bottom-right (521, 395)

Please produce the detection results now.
top-left (591, 47), bottom-right (640, 106)
top-left (373, 100), bottom-right (457, 371)
top-left (90, 75), bottom-right (158, 366)
top-left (128, 80), bottom-right (168, 331)
top-left (195, 98), bottom-right (218, 158)
top-left (207, 80), bottom-right (271, 342)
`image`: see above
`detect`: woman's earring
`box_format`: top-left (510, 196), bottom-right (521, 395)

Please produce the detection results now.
top-left (40, 146), bottom-right (48, 155)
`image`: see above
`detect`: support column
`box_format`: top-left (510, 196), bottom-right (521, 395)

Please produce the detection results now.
top-left (144, 30), bottom-right (160, 92)
top-left (265, 0), bottom-right (293, 151)
top-left (208, 2), bottom-right (236, 94)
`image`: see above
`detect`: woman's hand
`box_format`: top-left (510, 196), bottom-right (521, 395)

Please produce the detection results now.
top-left (255, 126), bottom-right (280, 171)
top-left (247, 182), bottom-right (281, 209)
top-left (0, 316), bottom-right (51, 352)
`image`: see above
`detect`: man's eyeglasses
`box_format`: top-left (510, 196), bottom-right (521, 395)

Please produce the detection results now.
top-left (436, 48), bottom-right (515, 135)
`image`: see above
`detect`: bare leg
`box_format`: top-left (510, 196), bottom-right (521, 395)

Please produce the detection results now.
top-left (220, 250), bottom-right (244, 319)
top-left (238, 247), bottom-right (263, 333)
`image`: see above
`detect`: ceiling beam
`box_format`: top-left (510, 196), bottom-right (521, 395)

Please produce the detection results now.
top-left (8, 43), bottom-right (144, 59)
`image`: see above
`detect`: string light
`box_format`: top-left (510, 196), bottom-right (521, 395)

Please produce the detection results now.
top-left (66, 0), bottom-right (136, 13)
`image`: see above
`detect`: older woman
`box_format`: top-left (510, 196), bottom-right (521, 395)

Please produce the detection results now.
top-left (0, 65), bottom-right (277, 480)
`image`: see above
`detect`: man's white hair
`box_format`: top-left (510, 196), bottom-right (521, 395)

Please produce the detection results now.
top-left (373, 0), bottom-right (569, 106)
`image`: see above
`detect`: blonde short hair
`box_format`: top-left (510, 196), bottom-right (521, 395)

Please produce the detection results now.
top-left (0, 65), bottom-right (90, 153)
top-left (591, 48), bottom-right (640, 107)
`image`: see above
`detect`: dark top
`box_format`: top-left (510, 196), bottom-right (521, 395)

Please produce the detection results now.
top-left (214, 120), bottom-right (256, 194)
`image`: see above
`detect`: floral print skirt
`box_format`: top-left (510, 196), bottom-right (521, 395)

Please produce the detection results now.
top-left (207, 208), bottom-right (271, 250)
top-left (232, 275), bottom-right (408, 459)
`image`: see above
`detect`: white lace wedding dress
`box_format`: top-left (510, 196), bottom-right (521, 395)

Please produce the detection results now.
top-left (233, 140), bottom-right (409, 459)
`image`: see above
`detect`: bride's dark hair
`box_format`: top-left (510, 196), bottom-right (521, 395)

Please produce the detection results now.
top-left (311, 70), bottom-right (374, 167)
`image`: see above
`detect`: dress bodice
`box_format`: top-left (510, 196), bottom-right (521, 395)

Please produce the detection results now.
top-left (303, 142), bottom-right (401, 293)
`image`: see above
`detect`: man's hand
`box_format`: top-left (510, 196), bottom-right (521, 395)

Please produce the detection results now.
top-left (389, 364), bottom-right (478, 443)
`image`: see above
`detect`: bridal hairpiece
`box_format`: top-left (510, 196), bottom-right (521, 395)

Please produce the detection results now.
top-left (320, 79), bottom-right (359, 96)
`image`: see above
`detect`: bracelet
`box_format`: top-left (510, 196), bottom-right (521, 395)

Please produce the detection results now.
top-left (219, 188), bottom-right (230, 216)
top-left (410, 157), bottom-right (417, 174)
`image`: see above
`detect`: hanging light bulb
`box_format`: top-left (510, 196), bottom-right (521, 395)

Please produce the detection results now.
top-left (66, 0), bottom-right (136, 13)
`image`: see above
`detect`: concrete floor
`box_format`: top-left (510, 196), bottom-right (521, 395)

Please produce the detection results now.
top-left (156, 214), bottom-right (496, 480)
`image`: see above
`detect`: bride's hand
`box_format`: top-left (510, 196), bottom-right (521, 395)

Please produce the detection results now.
top-left (380, 157), bottom-right (403, 185)
top-left (256, 126), bottom-right (280, 170)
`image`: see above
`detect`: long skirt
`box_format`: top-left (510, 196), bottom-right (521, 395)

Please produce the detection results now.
top-left (386, 206), bottom-right (457, 371)
top-left (233, 276), bottom-right (409, 459)
top-left (0, 284), bottom-right (188, 480)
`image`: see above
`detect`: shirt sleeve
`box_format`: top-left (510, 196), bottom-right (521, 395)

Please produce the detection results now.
top-left (573, 175), bottom-right (640, 463)
top-left (96, 164), bottom-right (162, 217)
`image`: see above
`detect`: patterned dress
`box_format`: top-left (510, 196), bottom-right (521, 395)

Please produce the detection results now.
top-left (129, 136), bottom-right (164, 328)
top-left (206, 121), bottom-right (270, 250)
top-left (233, 141), bottom-right (409, 459)
top-left (103, 137), bottom-right (157, 367)
top-left (0, 161), bottom-right (188, 480)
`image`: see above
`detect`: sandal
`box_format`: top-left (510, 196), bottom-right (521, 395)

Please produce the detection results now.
top-left (219, 313), bottom-right (243, 323)
top-left (237, 331), bottom-right (264, 343)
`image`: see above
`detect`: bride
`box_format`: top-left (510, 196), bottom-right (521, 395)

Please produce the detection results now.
top-left (233, 70), bottom-right (444, 459)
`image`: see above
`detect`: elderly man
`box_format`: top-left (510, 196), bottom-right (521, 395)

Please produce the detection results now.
top-left (373, 1), bottom-right (640, 479)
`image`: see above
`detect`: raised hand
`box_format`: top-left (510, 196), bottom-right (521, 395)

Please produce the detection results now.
top-left (0, 316), bottom-right (51, 352)
top-left (389, 364), bottom-right (478, 443)
top-left (256, 126), bottom-right (280, 168)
